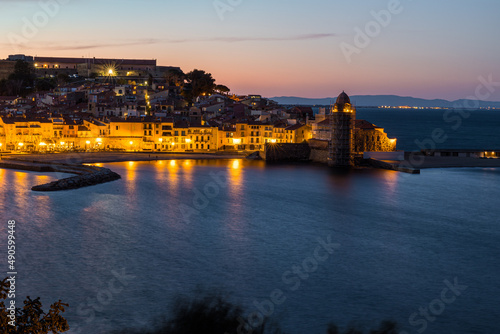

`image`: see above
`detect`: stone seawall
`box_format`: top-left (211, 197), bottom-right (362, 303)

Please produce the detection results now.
top-left (310, 149), bottom-right (329, 163)
top-left (264, 143), bottom-right (311, 162)
top-left (0, 159), bottom-right (121, 191)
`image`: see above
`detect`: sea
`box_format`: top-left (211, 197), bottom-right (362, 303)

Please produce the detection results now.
top-left (1, 108), bottom-right (499, 334)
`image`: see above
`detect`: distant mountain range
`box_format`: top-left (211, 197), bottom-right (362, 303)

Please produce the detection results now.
top-left (269, 95), bottom-right (500, 108)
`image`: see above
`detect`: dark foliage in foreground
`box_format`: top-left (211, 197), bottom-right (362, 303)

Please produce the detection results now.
top-left (0, 277), bottom-right (69, 333)
top-left (113, 292), bottom-right (399, 334)
top-left (327, 320), bottom-right (399, 334)
top-left (113, 293), bottom-right (273, 334)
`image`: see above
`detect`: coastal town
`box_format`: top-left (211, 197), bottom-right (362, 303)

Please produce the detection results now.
top-left (0, 54), bottom-right (397, 164)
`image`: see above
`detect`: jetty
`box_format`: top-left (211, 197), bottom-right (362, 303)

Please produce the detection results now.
top-left (0, 158), bottom-right (121, 191)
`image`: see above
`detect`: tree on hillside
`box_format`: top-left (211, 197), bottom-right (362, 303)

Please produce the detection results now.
top-left (215, 84), bottom-right (230, 95)
top-left (0, 79), bottom-right (24, 96)
top-left (164, 68), bottom-right (185, 86)
top-left (57, 73), bottom-right (69, 86)
top-left (181, 69), bottom-right (216, 104)
top-left (35, 77), bottom-right (57, 92)
top-left (7, 60), bottom-right (36, 95)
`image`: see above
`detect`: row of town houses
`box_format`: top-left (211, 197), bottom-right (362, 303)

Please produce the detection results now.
top-left (0, 79), bottom-right (396, 154)
top-left (0, 113), bottom-right (396, 154)
top-left (0, 115), bottom-right (313, 153)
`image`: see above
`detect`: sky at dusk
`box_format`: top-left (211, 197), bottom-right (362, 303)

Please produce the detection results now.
top-left (1, 0), bottom-right (500, 101)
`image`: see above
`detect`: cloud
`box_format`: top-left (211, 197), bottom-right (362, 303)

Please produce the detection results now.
top-left (2, 33), bottom-right (338, 51)
top-left (173, 33), bottom-right (339, 43)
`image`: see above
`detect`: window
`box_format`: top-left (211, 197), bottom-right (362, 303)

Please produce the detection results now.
top-left (181, 131), bottom-right (186, 136)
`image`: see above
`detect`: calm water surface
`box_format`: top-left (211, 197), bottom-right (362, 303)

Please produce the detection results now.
top-left (1, 160), bottom-right (499, 334)
top-left (346, 108), bottom-right (500, 151)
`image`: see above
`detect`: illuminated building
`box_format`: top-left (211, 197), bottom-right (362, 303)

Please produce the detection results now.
top-left (329, 91), bottom-right (356, 167)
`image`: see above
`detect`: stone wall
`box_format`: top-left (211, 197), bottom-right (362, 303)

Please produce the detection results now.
top-left (264, 143), bottom-right (311, 162)
top-left (310, 149), bottom-right (328, 163)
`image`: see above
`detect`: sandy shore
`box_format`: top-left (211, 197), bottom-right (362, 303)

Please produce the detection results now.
top-left (0, 152), bottom-right (246, 164)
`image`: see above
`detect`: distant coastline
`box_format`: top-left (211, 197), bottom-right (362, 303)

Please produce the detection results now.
top-left (269, 95), bottom-right (500, 109)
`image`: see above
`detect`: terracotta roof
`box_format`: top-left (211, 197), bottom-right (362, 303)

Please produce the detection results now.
top-left (355, 119), bottom-right (380, 130)
top-left (174, 120), bottom-right (189, 128)
top-left (285, 124), bottom-right (305, 131)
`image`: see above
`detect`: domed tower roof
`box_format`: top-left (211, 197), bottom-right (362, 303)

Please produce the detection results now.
top-left (336, 91), bottom-right (351, 106)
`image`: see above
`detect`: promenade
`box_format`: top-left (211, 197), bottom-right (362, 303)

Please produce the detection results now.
top-left (0, 152), bottom-right (246, 164)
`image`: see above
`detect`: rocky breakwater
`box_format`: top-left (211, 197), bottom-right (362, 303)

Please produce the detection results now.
top-left (31, 166), bottom-right (121, 191)
top-left (0, 158), bottom-right (121, 191)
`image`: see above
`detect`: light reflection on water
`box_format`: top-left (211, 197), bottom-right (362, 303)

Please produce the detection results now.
top-left (0, 161), bottom-right (499, 334)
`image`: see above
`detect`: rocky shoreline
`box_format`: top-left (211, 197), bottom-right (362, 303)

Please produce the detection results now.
top-left (31, 167), bottom-right (121, 191)
top-left (0, 159), bottom-right (121, 191)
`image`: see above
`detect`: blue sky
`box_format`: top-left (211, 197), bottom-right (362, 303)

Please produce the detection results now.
top-left (1, 0), bottom-right (500, 100)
